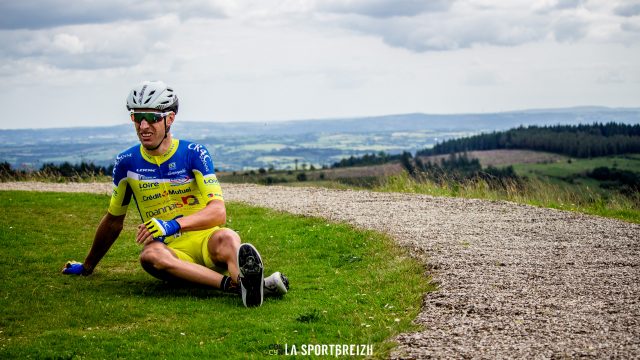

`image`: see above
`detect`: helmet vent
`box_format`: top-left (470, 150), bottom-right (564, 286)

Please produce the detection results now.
top-left (132, 97), bottom-right (138, 104)
top-left (133, 91), bottom-right (138, 97)
top-left (161, 100), bottom-right (170, 104)
top-left (149, 90), bottom-right (156, 96)
top-left (167, 94), bottom-right (173, 97)
top-left (144, 97), bottom-right (151, 104)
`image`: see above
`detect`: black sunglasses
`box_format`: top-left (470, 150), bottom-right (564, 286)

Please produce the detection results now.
top-left (130, 111), bottom-right (171, 124)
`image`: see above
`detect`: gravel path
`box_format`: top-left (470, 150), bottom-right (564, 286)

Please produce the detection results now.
top-left (2, 182), bottom-right (639, 358)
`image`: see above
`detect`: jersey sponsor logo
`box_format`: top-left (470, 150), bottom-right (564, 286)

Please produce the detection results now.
top-left (143, 196), bottom-right (201, 218)
top-left (127, 171), bottom-right (157, 181)
top-left (115, 153), bottom-right (132, 163)
top-left (181, 195), bottom-right (199, 205)
top-left (145, 202), bottom-right (178, 218)
top-left (168, 162), bottom-right (177, 170)
top-left (142, 193), bottom-right (164, 201)
top-left (113, 153), bottom-right (132, 176)
top-left (167, 169), bottom-right (187, 176)
top-left (187, 143), bottom-right (212, 172)
top-left (136, 168), bottom-right (156, 173)
top-left (141, 189), bottom-right (195, 205)
top-left (139, 181), bottom-right (160, 190)
top-left (203, 177), bottom-right (219, 185)
top-left (169, 175), bottom-right (190, 185)
top-left (168, 187), bottom-right (191, 195)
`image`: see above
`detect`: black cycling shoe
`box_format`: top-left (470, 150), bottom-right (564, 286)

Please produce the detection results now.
top-left (238, 243), bottom-right (264, 307)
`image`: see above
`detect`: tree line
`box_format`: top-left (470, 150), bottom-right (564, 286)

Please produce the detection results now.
top-left (417, 122), bottom-right (640, 158)
top-left (0, 161), bottom-right (113, 181)
top-left (331, 151), bottom-right (405, 168)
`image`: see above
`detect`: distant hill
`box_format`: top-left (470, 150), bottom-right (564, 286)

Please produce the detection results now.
top-left (2, 106), bottom-right (639, 141)
top-left (1, 107), bottom-right (639, 170)
top-left (417, 122), bottom-right (640, 158)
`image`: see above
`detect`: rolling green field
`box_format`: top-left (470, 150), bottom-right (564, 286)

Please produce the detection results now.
top-left (366, 152), bottom-right (640, 223)
top-left (216, 151), bottom-right (640, 223)
top-left (512, 154), bottom-right (640, 182)
top-left (0, 191), bottom-right (431, 359)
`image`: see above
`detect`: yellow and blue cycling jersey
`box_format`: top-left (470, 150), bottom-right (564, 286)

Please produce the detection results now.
top-left (107, 139), bottom-right (224, 222)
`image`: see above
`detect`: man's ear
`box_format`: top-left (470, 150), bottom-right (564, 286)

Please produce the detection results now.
top-left (167, 112), bottom-right (176, 126)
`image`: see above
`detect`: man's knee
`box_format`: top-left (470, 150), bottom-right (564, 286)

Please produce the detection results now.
top-left (209, 229), bottom-right (240, 260)
top-left (140, 247), bottom-right (175, 271)
top-left (217, 229), bottom-right (241, 246)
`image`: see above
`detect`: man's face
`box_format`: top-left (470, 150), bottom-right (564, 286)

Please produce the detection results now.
top-left (130, 109), bottom-right (174, 149)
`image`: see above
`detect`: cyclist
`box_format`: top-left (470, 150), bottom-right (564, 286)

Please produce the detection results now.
top-left (62, 80), bottom-right (288, 307)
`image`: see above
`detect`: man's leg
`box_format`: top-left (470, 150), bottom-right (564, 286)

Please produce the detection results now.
top-left (206, 228), bottom-right (241, 282)
top-left (139, 241), bottom-right (225, 288)
top-left (206, 229), bottom-right (265, 307)
top-left (206, 229), bottom-right (289, 298)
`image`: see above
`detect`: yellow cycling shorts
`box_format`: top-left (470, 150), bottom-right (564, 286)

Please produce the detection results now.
top-left (165, 227), bottom-right (226, 271)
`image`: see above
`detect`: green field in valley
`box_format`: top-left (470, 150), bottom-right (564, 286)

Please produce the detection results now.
top-left (512, 154), bottom-right (640, 181)
top-left (0, 191), bottom-right (431, 359)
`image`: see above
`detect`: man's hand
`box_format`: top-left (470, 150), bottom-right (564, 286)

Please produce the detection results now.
top-left (137, 217), bottom-right (181, 245)
top-left (62, 261), bottom-right (85, 275)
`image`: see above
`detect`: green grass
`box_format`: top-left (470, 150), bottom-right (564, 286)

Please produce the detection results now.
top-left (512, 154), bottom-right (640, 180)
top-left (377, 172), bottom-right (640, 224)
top-left (0, 191), bottom-right (431, 359)
top-left (375, 154), bottom-right (640, 224)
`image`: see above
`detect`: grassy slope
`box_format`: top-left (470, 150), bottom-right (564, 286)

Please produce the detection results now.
top-left (287, 152), bottom-right (640, 223)
top-left (513, 154), bottom-right (640, 181)
top-left (509, 154), bottom-right (640, 222)
top-left (0, 191), bottom-right (431, 359)
top-left (376, 150), bottom-right (640, 223)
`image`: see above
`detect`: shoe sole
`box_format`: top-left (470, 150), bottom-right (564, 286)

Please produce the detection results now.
top-left (238, 243), bottom-right (264, 307)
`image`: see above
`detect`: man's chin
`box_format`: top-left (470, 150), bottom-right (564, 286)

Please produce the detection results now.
top-left (139, 138), bottom-right (158, 149)
top-left (142, 144), bottom-right (159, 150)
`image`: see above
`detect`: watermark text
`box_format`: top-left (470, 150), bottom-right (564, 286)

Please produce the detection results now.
top-left (267, 343), bottom-right (373, 357)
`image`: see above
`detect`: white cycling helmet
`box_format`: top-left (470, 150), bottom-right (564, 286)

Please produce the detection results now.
top-left (126, 80), bottom-right (179, 114)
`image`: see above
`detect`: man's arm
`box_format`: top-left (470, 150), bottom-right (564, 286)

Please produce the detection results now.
top-left (81, 212), bottom-right (126, 275)
top-left (177, 199), bottom-right (226, 231)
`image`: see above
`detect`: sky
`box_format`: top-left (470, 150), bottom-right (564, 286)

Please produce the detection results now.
top-left (0, 0), bottom-right (639, 129)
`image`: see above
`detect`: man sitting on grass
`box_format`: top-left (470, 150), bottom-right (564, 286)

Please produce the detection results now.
top-left (62, 80), bottom-right (288, 307)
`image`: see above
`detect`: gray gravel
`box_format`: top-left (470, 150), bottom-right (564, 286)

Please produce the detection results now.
top-left (2, 182), bottom-right (639, 358)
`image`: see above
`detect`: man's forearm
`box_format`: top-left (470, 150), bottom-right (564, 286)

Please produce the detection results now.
top-left (176, 200), bottom-right (226, 232)
top-left (83, 213), bottom-right (125, 273)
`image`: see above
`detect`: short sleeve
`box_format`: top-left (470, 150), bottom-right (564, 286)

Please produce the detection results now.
top-left (107, 152), bottom-right (133, 216)
top-left (188, 143), bottom-right (224, 202)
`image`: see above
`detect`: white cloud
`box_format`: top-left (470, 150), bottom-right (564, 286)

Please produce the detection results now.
top-left (317, 0), bottom-right (453, 18)
top-left (465, 69), bottom-right (504, 86)
top-left (552, 17), bottom-right (589, 42)
top-left (312, 0), bottom-right (640, 52)
top-left (52, 33), bottom-right (85, 54)
top-left (0, 0), bottom-right (638, 129)
top-left (0, 15), bottom-right (180, 70)
top-left (0, 0), bottom-right (225, 30)
top-left (614, 1), bottom-right (640, 17)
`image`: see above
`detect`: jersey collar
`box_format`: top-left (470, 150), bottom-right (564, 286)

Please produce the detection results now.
top-left (140, 138), bottom-right (179, 165)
